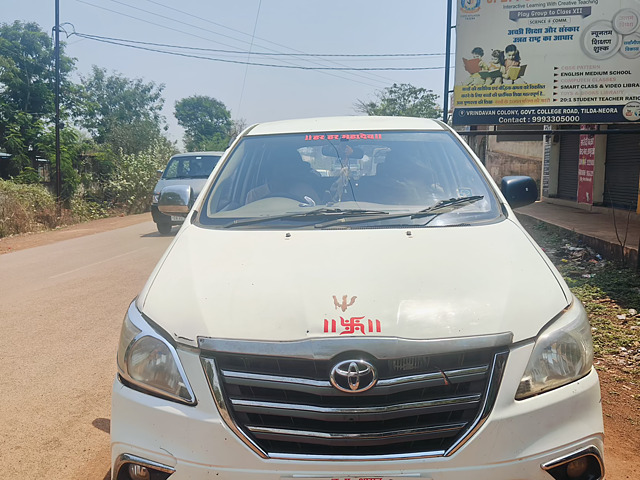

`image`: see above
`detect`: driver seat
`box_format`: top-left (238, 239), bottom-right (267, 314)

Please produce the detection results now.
top-left (246, 149), bottom-right (320, 204)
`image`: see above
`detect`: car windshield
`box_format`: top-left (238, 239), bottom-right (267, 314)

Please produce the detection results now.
top-left (200, 130), bottom-right (501, 229)
top-left (162, 154), bottom-right (221, 179)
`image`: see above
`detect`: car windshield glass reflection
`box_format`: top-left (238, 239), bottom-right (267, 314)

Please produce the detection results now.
top-left (200, 131), bottom-right (500, 229)
top-left (162, 155), bottom-right (220, 179)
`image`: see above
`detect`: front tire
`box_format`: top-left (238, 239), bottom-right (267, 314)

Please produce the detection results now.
top-left (156, 222), bottom-right (172, 235)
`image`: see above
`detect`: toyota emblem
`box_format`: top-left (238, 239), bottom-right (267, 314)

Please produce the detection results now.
top-left (330, 359), bottom-right (378, 393)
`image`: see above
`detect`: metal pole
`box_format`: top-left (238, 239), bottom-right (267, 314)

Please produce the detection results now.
top-left (55, 0), bottom-right (61, 210)
top-left (442, 0), bottom-right (453, 123)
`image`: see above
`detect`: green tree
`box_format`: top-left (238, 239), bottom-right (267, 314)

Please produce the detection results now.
top-left (38, 126), bottom-right (81, 200)
top-left (174, 95), bottom-right (232, 151)
top-left (355, 83), bottom-right (442, 119)
top-left (76, 66), bottom-right (168, 155)
top-left (0, 21), bottom-right (76, 177)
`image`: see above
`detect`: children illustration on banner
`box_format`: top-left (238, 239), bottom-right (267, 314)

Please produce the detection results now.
top-left (462, 43), bottom-right (526, 86)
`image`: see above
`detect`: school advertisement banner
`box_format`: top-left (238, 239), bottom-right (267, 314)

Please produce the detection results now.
top-left (452, 0), bottom-right (640, 126)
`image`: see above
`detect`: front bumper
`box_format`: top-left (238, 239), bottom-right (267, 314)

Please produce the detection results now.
top-left (150, 204), bottom-right (185, 226)
top-left (111, 341), bottom-right (604, 480)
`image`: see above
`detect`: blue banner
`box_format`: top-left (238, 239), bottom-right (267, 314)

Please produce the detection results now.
top-left (452, 104), bottom-right (640, 125)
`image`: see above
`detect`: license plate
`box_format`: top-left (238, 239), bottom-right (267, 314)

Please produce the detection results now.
top-left (171, 215), bottom-right (186, 222)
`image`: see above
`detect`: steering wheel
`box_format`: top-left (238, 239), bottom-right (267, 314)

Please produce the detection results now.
top-left (265, 191), bottom-right (306, 202)
top-left (265, 191), bottom-right (318, 206)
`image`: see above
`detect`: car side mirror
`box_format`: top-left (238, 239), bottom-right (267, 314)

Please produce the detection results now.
top-left (157, 169), bottom-right (163, 179)
top-left (158, 185), bottom-right (193, 216)
top-left (501, 176), bottom-right (538, 209)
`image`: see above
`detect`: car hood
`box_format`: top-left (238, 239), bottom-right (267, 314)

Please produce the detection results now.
top-left (139, 219), bottom-right (569, 346)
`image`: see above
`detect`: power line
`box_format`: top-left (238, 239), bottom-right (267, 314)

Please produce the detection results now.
top-left (109, 0), bottom-right (263, 52)
top-left (141, 0), bottom-right (453, 88)
top-left (66, 33), bottom-right (449, 59)
top-left (73, 33), bottom-right (447, 71)
top-left (74, 0), bottom-right (247, 51)
top-left (74, 0), bottom-right (391, 88)
top-left (238, 0), bottom-right (262, 117)
top-left (138, 0), bottom-right (398, 84)
top-left (117, 0), bottom-right (400, 86)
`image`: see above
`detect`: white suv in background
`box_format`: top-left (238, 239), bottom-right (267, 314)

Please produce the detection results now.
top-left (113, 116), bottom-right (604, 480)
top-left (151, 151), bottom-right (223, 234)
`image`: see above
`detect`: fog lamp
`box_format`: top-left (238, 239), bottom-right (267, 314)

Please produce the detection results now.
top-left (543, 449), bottom-right (603, 480)
top-left (114, 454), bottom-right (174, 480)
top-left (128, 464), bottom-right (150, 480)
top-left (566, 457), bottom-right (589, 478)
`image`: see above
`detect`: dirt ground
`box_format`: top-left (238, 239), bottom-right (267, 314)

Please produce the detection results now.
top-left (1, 213), bottom-right (639, 479)
top-left (597, 364), bottom-right (640, 479)
top-left (0, 213), bottom-right (153, 256)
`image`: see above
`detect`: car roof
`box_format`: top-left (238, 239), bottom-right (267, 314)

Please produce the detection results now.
top-left (246, 116), bottom-right (446, 136)
top-left (170, 151), bottom-right (225, 158)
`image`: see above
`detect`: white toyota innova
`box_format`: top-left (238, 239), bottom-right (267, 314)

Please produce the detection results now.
top-left (112, 116), bottom-right (604, 480)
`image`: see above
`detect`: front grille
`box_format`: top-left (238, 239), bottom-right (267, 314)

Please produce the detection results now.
top-left (201, 342), bottom-right (508, 459)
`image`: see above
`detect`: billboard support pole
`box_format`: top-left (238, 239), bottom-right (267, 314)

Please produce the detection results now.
top-left (443, 0), bottom-right (453, 123)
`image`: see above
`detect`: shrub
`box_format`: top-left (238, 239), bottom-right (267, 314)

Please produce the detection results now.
top-left (69, 195), bottom-right (111, 222)
top-left (0, 179), bottom-right (57, 237)
top-left (104, 141), bottom-right (175, 214)
top-left (13, 167), bottom-right (41, 185)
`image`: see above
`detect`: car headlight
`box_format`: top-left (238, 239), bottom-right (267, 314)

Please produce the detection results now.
top-left (152, 193), bottom-right (160, 204)
top-left (516, 296), bottom-right (593, 400)
top-left (117, 302), bottom-right (196, 405)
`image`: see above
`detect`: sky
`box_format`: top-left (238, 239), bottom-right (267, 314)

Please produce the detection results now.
top-left (4, 0), bottom-right (454, 147)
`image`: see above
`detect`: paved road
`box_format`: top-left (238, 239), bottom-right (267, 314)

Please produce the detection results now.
top-left (0, 220), bottom-right (172, 479)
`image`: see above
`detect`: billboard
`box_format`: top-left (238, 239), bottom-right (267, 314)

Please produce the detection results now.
top-left (452, 0), bottom-right (640, 126)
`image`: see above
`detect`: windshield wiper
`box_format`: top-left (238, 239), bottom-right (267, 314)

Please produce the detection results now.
top-left (314, 196), bottom-right (484, 228)
top-left (222, 208), bottom-right (389, 228)
top-left (411, 195), bottom-right (485, 218)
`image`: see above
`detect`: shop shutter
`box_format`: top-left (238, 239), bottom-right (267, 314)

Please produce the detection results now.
top-left (557, 133), bottom-right (579, 200)
top-left (603, 126), bottom-right (640, 210)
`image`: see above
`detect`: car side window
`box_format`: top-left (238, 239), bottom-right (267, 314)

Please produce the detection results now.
top-left (163, 159), bottom-right (179, 179)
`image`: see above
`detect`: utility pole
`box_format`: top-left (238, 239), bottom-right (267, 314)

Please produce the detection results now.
top-left (55, 0), bottom-right (62, 212)
top-left (443, 0), bottom-right (453, 123)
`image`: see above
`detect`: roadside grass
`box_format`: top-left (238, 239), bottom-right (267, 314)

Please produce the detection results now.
top-left (0, 180), bottom-right (58, 237)
top-left (0, 180), bottom-right (114, 239)
top-left (522, 219), bottom-right (640, 376)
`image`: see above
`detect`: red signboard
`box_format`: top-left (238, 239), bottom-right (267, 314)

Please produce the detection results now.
top-left (577, 125), bottom-right (596, 205)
